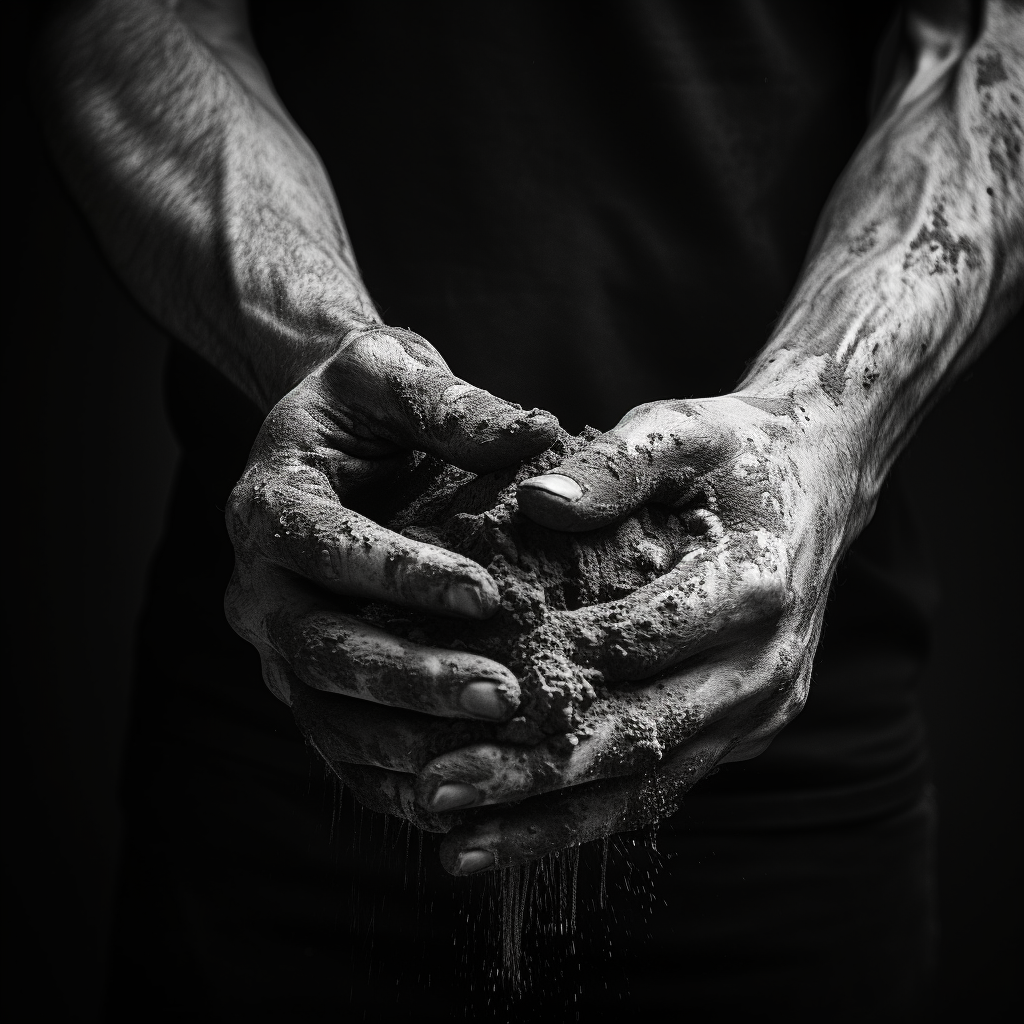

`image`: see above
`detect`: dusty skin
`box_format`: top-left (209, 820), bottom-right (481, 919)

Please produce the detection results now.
top-left (292, 429), bottom-right (711, 781)
top-left (289, 393), bottom-right (836, 864)
top-left (83, 0), bottom-right (1013, 872)
top-left (362, 430), bottom-right (705, 748)
top-left (231, 2), bottom-right (1024, 866)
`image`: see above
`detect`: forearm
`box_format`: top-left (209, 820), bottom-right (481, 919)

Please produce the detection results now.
top-left (739, 0), bottom-right (1023, 529)
top-left (34, 0), bottom-right (377, 411)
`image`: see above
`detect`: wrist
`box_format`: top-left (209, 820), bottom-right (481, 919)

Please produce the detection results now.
top-left (730, 371), bottom-right (874, 546)
top-left (242, 301), bottom-right (383, 411)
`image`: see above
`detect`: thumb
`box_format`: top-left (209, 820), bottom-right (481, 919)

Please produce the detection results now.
top-left (517, 403), bottom-right (701, 531)
top-left (327, 327), bottom-right (560, 473)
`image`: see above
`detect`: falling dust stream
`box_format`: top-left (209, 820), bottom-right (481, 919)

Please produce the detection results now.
top-left (317, 762), bottom-right (674, 1019)
top-left (291, 428), bottom-right (701, 1014)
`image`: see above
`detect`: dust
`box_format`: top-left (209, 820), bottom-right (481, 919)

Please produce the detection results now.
top-left (903, 201), bottom-right (982, 275)
top-left (358, 429), bottom-right (697, 749)
top-left (976, 51), bottom-right (1009, 90)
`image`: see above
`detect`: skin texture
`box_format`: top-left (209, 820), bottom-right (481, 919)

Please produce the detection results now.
top-left (35, 0), bottom-right (1024, 875)
top-left (223, 325), bottom-right (560, 717)
top-left (428, 1), bottom-right (1024, 872)
top-left (33, 0), bottom-right (563, 814)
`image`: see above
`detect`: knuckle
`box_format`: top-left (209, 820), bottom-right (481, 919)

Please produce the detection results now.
top-left (732, 563), bottom-right (789, 623)
top-left (288, 612), bottom-right (341, 664)
top-left (227, 468), bottom-right (285, 533)
top-left (618, 399), bottom-right (684, 436)
top-left (742, 654), bottom-right (809, 740)
top-left (764, 644), bottom-right (809, 707)
top-left (619, 400), bottom-right (670, 428)
top-left (379, 325), bottom-right (441, 365)
top-left (418, 653), bottom-right (447, 687)
top-left (244, 470), bottom-right (338, 572)
top-left (339, 326), bottom-right (433, 378)
top-left (778, 675), bottom-right (809, 717)
top-left (771, 640), bottom-right (804, 682)
top-left (763, 573), bottom-right (794, 615)
top-left (736, 539), bottom-right (793, 617)
top-left (335, 329), bottom-right (382, 366)
top-left (250, 473), bottom-right (292, 522)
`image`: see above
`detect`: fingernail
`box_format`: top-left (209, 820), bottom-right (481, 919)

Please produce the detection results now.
top-left (521, 474), bottom-right (582, 502)
top-left (460, 681), bottom-right (510, 720)
top-left (429, 783), bottom-right (481, 812)
top-left (445, 588), bottom-right (482, 618)
top-left (456, 849), bottom-right (495, 874)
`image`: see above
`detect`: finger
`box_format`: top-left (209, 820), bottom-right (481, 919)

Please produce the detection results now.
top-left (295, 673), bottom-right (456, 833)
top-left (419, 631), bottom-right (807, 810)
top-left (256, 572), bottom-right (521, 719)
top-left (232, 464), bottom-right (500, 618)
top-left (718, 657), bottom-right (812, 763)
top-left (437, 730), bottom-right (731, 875)
top-left (322, 329), bottom-right (560, 473)
top-left (416, 662), bottom-right (758, 811)
top-left (290, 681), bottom-right (495, 773)
top-left (314, 758), bottom-right (452, 834)
top-left (517, 400), bottom-right (733, 530)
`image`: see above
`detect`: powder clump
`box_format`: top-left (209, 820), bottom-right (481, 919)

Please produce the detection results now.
top-left (359, 429), bottom-right (696, 750)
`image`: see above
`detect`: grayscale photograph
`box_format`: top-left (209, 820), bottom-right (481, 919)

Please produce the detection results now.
top-left (11, 1), bottom-right (1023, 1021)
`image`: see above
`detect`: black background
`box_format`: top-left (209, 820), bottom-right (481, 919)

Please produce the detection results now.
top-left (8, 63), bottom-right (1021, 1024)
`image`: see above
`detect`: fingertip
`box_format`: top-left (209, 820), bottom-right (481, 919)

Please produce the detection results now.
top-left (517, 473), bottom-right (602, 531)
top-left (429, 783), bottom-right (483, 813)
top-left (442, 397), bottom-right (560, 473)
top-left (440, 834), bottom-right (498, 876)
top-left (480, 408), bottom-right (561, 468)
top-left (442, 574), bottom-right (500, 619)
top-left (519, 473), bottom-right (583, 502)
top-left (518, 408), bottom-right (561, 446)
top-left (459, 679), bottom-right (519, 721)
top-left (456, 849), bottom-right (496, 874)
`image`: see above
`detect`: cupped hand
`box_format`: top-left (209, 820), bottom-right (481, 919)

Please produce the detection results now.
top-left (413, 394), bottom-right (861, 871)
top-left (223, 325), bottom-right (560, 828)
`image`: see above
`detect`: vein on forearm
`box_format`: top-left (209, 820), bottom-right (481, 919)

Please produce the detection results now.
top-left (741, 0), bottom-right (1023, 505)
top-left (35, 0), bottom-right (376, 410)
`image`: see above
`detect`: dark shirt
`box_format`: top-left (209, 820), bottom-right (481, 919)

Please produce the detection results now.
top-left (151, 0), bottom-right (936, 837)
top-left (110, 5), bottom-right (942, 1015)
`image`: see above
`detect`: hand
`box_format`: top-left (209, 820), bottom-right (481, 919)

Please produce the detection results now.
top-left (224, 325), bottom-right (560, 828)
top-left (414, 393), bottom-right (860, 872)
